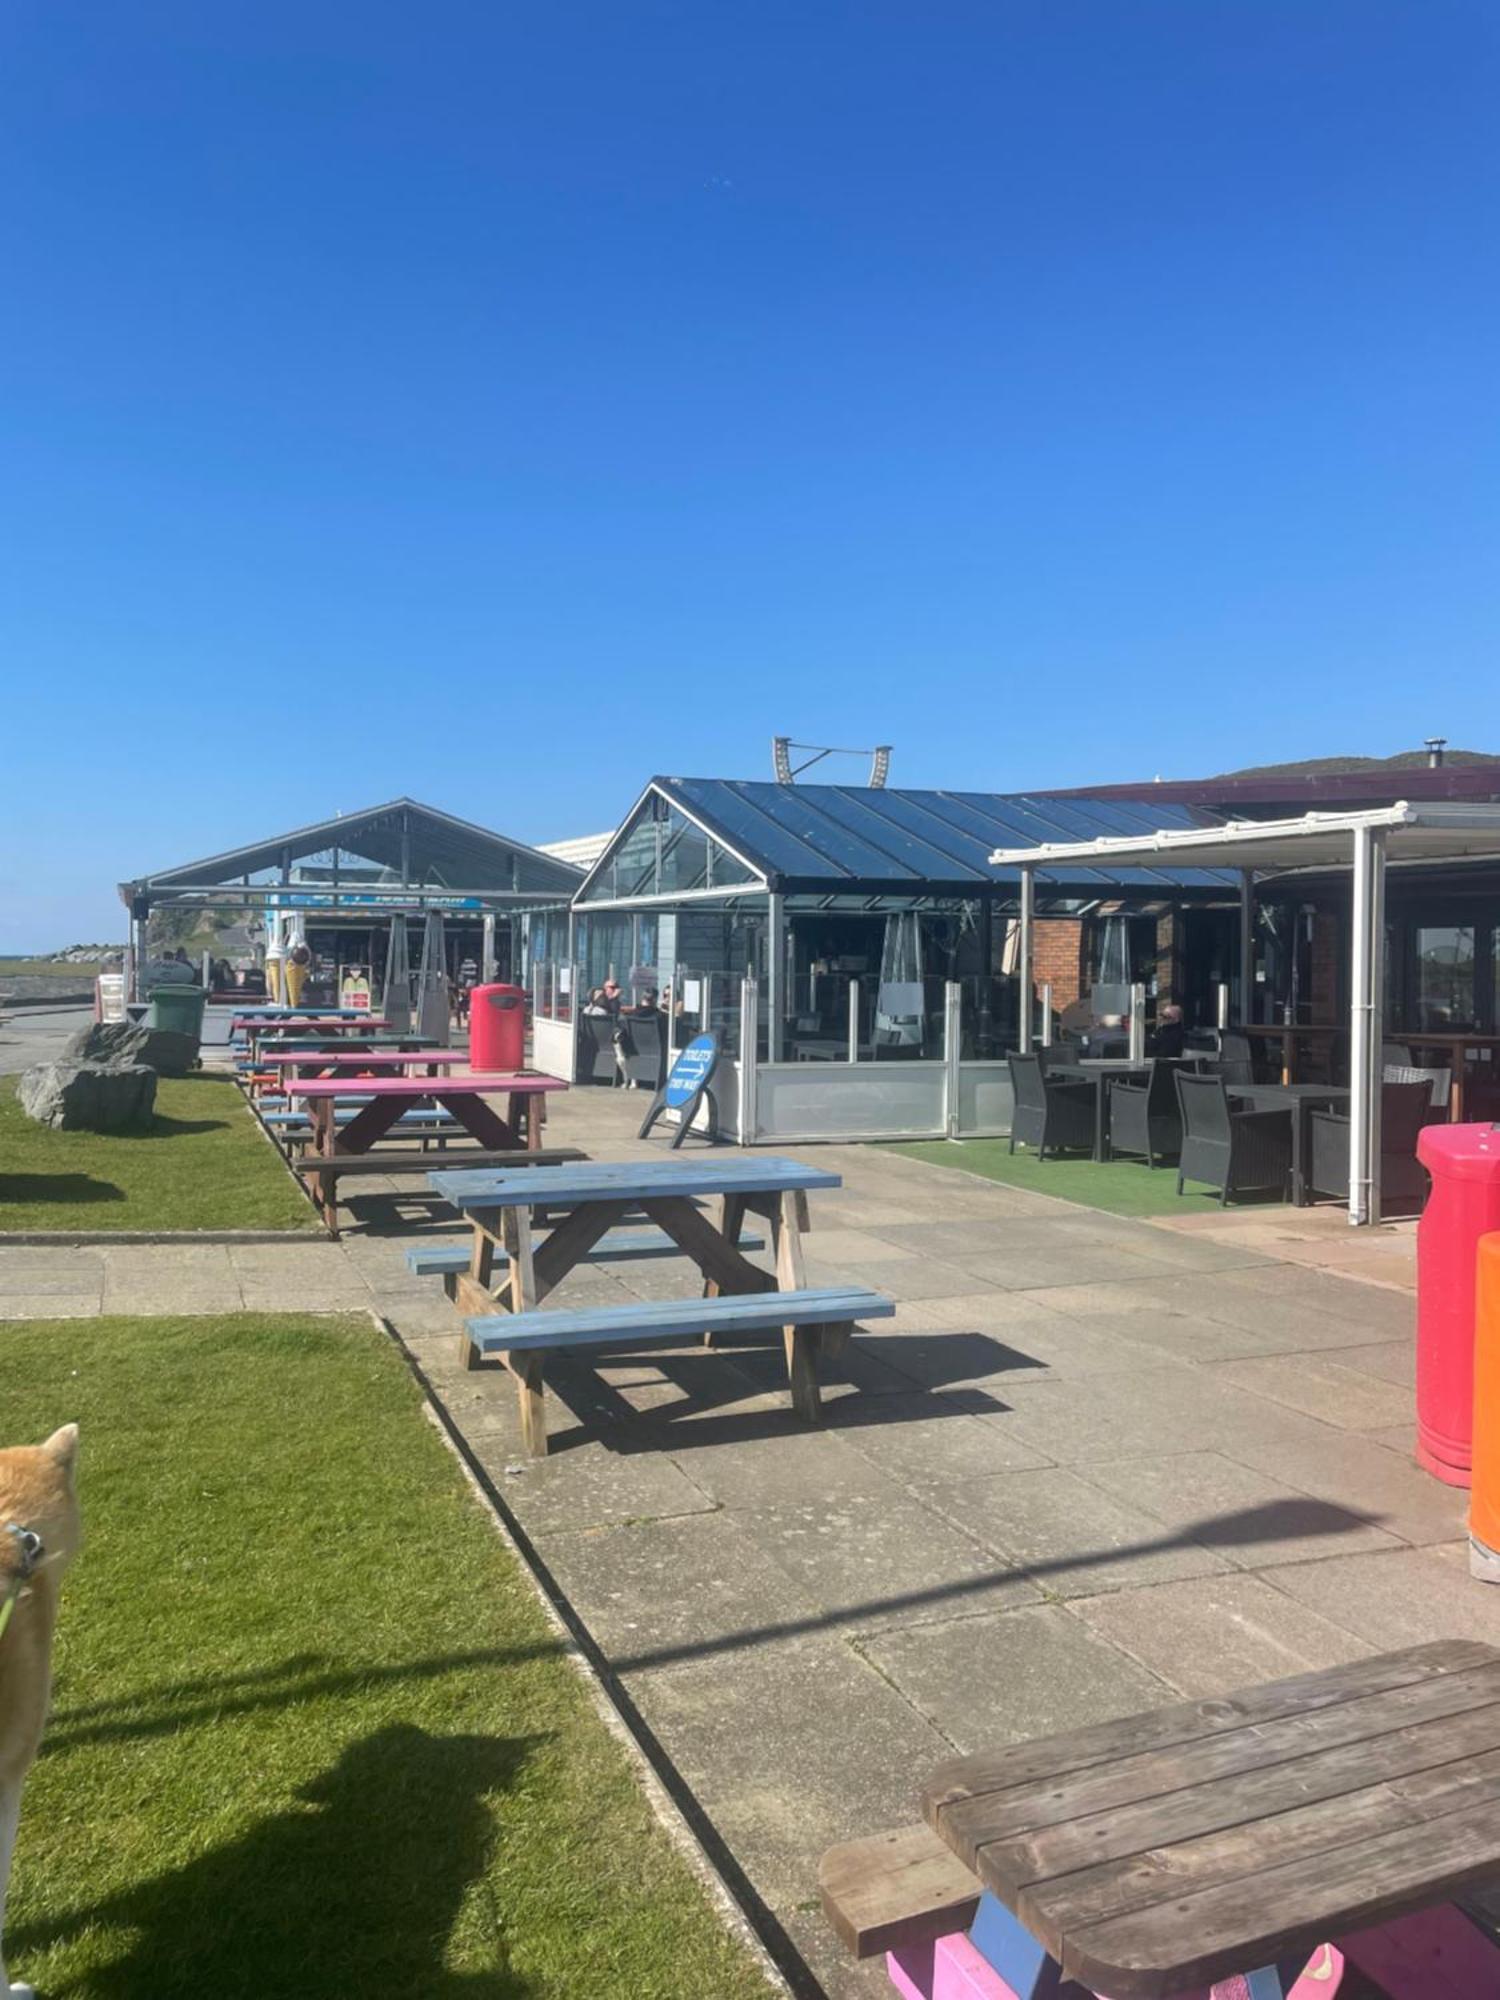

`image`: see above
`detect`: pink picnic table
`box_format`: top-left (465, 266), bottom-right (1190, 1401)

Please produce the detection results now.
top-left (284, 1071), bottom-right (568, 1160)
top-left (260, 1047), bottom-right (478, 1084)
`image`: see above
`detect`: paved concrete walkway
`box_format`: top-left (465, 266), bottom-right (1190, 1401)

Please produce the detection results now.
top-left (0, 1086), bottom-right (1475, 1998)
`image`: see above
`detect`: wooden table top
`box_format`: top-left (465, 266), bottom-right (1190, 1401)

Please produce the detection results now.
top-left (921, 1641), bottom-right (1500, 1998)
top-left (259, 1047), bottom-right (474, 1067)
top-left (284, 1071), bottom-right (565, 1099)
top-left (428, 1154), bottom-right (842, 1211)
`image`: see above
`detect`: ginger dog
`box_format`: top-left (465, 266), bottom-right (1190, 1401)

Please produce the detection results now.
top-left (0, 1428), bottom-right (80, 2000)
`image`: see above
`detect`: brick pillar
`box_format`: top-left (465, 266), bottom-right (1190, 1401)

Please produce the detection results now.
top-left (1032, 919), bottom-right (1086, 1028)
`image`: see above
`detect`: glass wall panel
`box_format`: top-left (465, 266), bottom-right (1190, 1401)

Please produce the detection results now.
top-left (1416, 925), bottom-right (1477, 1031)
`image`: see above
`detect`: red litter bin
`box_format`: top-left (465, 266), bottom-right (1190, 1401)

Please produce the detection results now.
top-left (1416, 1122), bottom-right (1500, 1486)
top-left (468, 983), bottom-right (526, 1072)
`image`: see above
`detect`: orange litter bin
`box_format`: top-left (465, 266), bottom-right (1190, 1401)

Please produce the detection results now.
top-left (1471, 1232), bottom-right (1500, 1580)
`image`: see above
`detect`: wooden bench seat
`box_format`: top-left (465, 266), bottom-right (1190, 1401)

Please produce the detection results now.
top-left (293, 1145), bottom-right (588, 1238)
top-left (462, 1285), bottom-right (893, 1453)
top-left (820, 1823), bottom-right (981, 1962)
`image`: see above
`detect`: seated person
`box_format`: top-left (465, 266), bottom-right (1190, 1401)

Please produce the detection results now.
top-left (624, 986), bottom-right (665, 1019)
top-left (1148, 1001), bottom-right (1186, 1059)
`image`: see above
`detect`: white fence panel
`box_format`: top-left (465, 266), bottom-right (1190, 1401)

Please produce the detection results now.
top-left (531, 1015), bottom-right (575, 1081)
top-left (955, 1062), bottom-right (1014, 1137)
top-left (751, 1061), bottom-right (947, 1143)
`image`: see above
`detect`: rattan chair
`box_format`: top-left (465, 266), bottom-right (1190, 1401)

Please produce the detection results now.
top-left (1007, 1052), bottom-right (1095, 1160)
top-left (1174, 1071), bottom-right (1292, 1204)
top-left (1307, 1081), bottom-right (1432, 1210)
top-left (1107, 1060), bottom-right (1182, 1169)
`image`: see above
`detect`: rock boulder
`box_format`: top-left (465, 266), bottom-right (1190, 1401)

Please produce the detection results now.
top-left (18, 1061), bottom-right (158, 1133)
top-left (60, 1021), bottom-right (197, 1077)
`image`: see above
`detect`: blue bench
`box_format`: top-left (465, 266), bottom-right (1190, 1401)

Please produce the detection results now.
top-left (405, 1225), bottom-right (765, 1283)
top-left (464, 1285), bottom-right (892, 1454)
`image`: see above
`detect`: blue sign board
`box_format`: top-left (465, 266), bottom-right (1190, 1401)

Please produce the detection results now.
top-left (664, 1033), bottom-right (719, 1108)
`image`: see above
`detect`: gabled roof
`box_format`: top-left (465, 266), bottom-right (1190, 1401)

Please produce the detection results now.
top-left (122, 796), bottom-right (583, 901)
top-left (577, 777), bottom-right (1235, 902)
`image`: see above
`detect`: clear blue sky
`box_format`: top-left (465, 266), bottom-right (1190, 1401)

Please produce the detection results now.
top-left (3, 2), bottom-right (1496, 945)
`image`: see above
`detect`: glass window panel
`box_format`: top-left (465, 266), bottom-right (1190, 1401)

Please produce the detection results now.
top-left (1416, 925), bottom-right (1476, 1031)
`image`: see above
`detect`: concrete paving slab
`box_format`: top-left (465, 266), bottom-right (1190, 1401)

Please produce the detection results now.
top-left (531, 1512), bottom-right (822, 1666)
top-left (468, 1426), bottom-right (720, 1534)
top-left (0, 1293), bottom-right (101, 1319)
top-left (1261, 1545), bottom-right (1500, 1650)
top-left (1209, 1353), bottom-right (1416, 1432)
top-left (1334, 1340), bottom-right (1417, 1388)
top-left (731, 1491), bottom-right (1040, 1638)
top-left (1072, 1572), bottom-right (1373, 1696)
top-left (1076, 1450), bottom-right (1403, 1568)
top-left (860, 1602), bottom-right (1172, 1753)
top-left (989, 1363), bottom-right (1319, 1465)
top-left (660, 1416), bottom-right (909, 1512)
top-left (1225, 1426), bottom-right (1468, 1545)
top-left (928, 1466), bottom-right (1229, 1599)
top-left (623, 1635), bottom-right (953, 1980)
top-left (0, 1250), bottom-right (107, 1294)
top-left (830, 1389), bottom-right (1055, 1483)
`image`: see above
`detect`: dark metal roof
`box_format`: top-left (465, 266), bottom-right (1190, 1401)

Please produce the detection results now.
top-left (656, 778), bottom-right (1234, 893)
top-left (122, 797), bottom-right (584, 902)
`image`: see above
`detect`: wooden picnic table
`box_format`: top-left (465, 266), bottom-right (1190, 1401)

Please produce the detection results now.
top-left (284, 1072), bottom-right (566, 1231)
top-left (235, 1014), bottom-right (392, 1058)
top-left (259, 1047), bottom-right (477, 1083)
top-left (426, 1155), bottom-right (883, 1454)
top-left (913, 1639), bottom-right (1500, 1998)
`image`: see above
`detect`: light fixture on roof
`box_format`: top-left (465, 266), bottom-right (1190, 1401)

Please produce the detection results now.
top-left (772, 737), bottom-right (892, 786)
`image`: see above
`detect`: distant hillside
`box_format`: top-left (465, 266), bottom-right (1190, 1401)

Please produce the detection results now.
top-left (1214, 750), bottom-right (1499, 781)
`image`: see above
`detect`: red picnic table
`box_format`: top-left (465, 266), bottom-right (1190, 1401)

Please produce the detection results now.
top-left (285, 1071), bottom-right (567, 1157)
top-left (259, 1047), bottom-right (479, 1084)
top-left (283, 1071), bottom-right (570, 1234)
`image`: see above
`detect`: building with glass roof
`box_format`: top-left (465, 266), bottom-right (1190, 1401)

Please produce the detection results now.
top-left (532, 776), bottom-right (1242, 1065)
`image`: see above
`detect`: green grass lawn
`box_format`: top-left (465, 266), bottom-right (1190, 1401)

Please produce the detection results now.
top-left (4, 1314), bottom-right (778, 2000)
top-left (0, 1075), bottom-right (316, 1233)
top-left (889, 1137), bottom-right (1282, 1218)
top-left (0, 958), bottom-right (106, 979)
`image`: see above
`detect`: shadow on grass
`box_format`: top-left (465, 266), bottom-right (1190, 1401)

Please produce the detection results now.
top-left (144, 1114), bottom-right (231, 1138)
top-left (45, 1646), bottom-right (563, 1754)
top-left (0, 1173), bottom-right (126, 1205)
top-left (15, 1723), bottom-right (542, 1998)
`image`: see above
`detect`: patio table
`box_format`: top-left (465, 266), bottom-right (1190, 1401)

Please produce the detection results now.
top-left (1229, 1082), bottom-right (1348, 1205)
top-left (911, 1639), bottom-right (1500, 1998)
top-left (426, 1155), bottom-right (870, 1452)
top-left (259, 1047), bottom-right (478, 1084)
top-left (1052, 1059), bottom-right (1152, 1162)
top-left (282, 1071), bottom-right (567, 1232)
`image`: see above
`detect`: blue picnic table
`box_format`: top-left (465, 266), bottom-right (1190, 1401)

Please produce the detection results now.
top-left (420, 1154), bottom-right (891, 1455)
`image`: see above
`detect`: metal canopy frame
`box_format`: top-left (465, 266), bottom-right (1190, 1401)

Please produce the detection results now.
top-left (991, 802), bottom-right (1500, 1227)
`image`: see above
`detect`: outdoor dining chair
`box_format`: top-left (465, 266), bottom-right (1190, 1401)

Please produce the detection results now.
top-left (618, 1012), bottom-right (665, 1090)
top-left (1006, 1052), bottom-right (1094, 1160)
top-left (1205, 1028), bottom-right (1256, 1085)
top-left (1106, 1059), bottom-right (1181, 1168)
top-left (1174, 1071), bottom-right (1292, 1204)
top-left (1383, 1059), bottom-right (1451, 1114)
top-left (1307, 1079), bottom-right (1432, 1211)
top-left (581, 1012), bottom-right (624, 1085)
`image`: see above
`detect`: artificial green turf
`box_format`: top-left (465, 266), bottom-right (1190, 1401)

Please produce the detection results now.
top-left (0, 1074), bottom-right (315, 1233)
top-left (4, 1314), bottom-right (778, 2000)
top-left (888, 1137), bottom-right (1277, 1217)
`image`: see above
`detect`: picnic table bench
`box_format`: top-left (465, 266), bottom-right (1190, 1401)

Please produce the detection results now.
top-left (820, 1640), bottom-right (1500, 1999)
top-left (421, 1155), bottom-right (893, 1455)
top-left (282, 1072), bottom-right (569, 1236)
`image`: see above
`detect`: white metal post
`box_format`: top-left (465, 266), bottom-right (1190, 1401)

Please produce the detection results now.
top-left (1216, 981), bottom-right (1230, 1031)
top-left (767, 891), bottom-right (785, 1063)
top-left (481, 914), bottom-right (497, 984)
top-left (1040, 983), bottom-right (1053, 1046)
top-left (1128, 983), bottom-right (1146, 1062)
top-left (847, 978), bottom-right (860, 1062)
top-left (1238, 870), bottom-right (1255, 1024)
top-left (737, 975), bottom-right (759, 1144)
top-left (944, 980), bottom-right (963, 1137)
top-left (1349, 826), bottom-right (1387, 1226)
top-left (1018, 867), bottom-right (1035, 1053)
